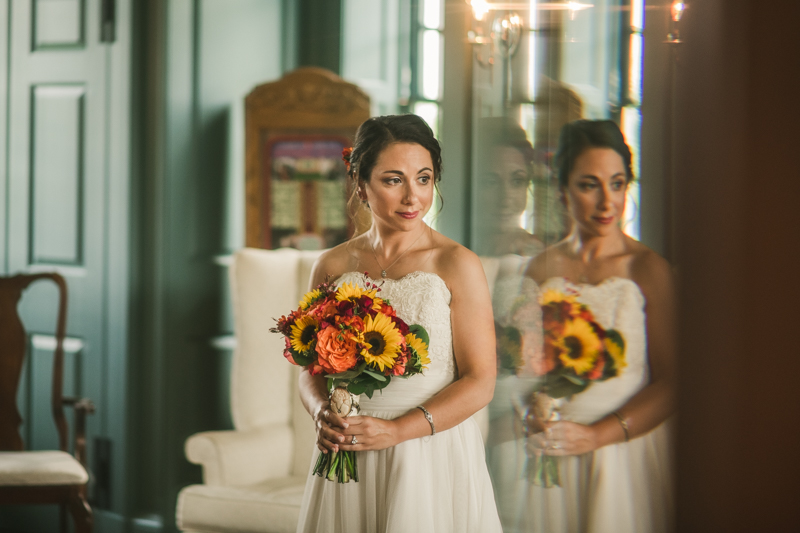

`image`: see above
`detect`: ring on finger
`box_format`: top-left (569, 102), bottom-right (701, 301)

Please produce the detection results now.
top-left (351, 435), bottom-right (358, 445)
top-left (551, 441), bottom-right (561, 450)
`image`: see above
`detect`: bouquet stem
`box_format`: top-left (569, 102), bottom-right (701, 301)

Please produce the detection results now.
top-left (527, 453), bottom-right (560, 487)
top-left (312, 449), bottom-right (359, 483)
top-left (312, 384), bottom-right (360, 483)
top-left (523, 390), bottom-right (567, 488)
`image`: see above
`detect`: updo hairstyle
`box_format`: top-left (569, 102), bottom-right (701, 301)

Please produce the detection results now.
top-left (348, 114), bottom-right (443, 184)
top-left (478, 116), bottom-right (535, 166)
top-left (347, 114), bottom-right (443, 230)
top-left (554, 120), bottom-right (634, 188)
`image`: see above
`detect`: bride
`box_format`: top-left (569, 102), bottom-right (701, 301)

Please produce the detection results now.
top-left (507, 119), bottom-right (677, 532)
top-left (295, 114), bottom-right (502, 533)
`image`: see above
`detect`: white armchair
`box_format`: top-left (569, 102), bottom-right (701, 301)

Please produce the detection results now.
top-left (175, 248), bottom-right (525, 533)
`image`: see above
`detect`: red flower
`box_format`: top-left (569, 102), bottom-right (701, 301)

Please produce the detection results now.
top-left (584, 355), bottom-right (605, 380)
top-left (391, 353), bottom-right (408, 376)
top-left (342, 147), bottom-right (353, 171)
top-left (309, 298), bottom-right (338, 321)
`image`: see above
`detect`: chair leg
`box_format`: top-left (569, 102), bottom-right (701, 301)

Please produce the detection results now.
top-left (68, 487), bottom-right (93, 533)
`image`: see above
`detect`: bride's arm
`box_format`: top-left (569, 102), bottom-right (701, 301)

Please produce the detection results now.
top-left (544, 253), bottom-right (677, 455)
top-left (298, 253), bottom-right (351, 454)
top-left (339, 247), bottom-right (497, 451)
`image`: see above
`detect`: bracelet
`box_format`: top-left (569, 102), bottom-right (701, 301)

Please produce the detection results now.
top-left (612, 411), bottom-right (630, 442)
top-left (417, 405), bottom-right (436, 436)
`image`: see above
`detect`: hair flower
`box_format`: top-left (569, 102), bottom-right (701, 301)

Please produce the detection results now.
top-left (342, 147), bottom-right (353, 171)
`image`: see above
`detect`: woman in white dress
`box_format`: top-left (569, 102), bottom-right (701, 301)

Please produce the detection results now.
top-left (295, 114), bottom-right (503, 533)
top-left (507, 120), bottom-right (677, 532)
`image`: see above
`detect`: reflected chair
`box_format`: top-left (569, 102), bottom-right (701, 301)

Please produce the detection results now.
top-left (0, 273), bottom-right (95, 533)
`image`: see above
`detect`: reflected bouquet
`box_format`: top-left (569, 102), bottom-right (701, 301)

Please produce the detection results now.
top-left (271, 276), bottom-right (430, 483)
top-left (525, 288), bottom-right (626, 487)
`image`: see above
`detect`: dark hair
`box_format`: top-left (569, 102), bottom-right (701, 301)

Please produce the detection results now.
top-left (477, 116), bottom-right (535, 166)
top-left (554, 120), bottom-right (633, 188)
top-left (348, 114), bottom-right (443, 185)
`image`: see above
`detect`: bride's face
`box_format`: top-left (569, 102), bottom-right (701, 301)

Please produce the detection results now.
top-left (361, 142), bottom-right (435, 231)
top-left (563, 147), bottom-right (628, 237)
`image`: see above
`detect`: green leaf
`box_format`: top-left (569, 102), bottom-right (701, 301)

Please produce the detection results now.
top-left (347, 380), bottom-right (369, 396)
top-left (605, 329), bottom-right (625, 350)
top-left (409, 324), bottom-right (430, 347)
top-left (545, 375), bottom-right (587, 398)
top-left (372, 376), bottom-right (391, 391)
top-left (562, 374), bottom-right (586, 386)
top-left (326, 369), bottom-right (360, 380)
top-left (362, 368), bottom-right (387, 381)
top-left (291, 348), bottom-right (315, 367)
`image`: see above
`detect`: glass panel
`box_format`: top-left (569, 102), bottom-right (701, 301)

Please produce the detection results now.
top-left (629, 33), bottom-right (643, 105)
top-left (631, 0), bottom-right (645, 31)
top-left (413, 101), bottom-right (439, 139)
top-left (417, 101), bottom-right (441, 230)
top-left (422, 0), bottom-right (441, 30)
top-left (621, 106), bottom-right (641, 239)
top-left (520, 103), bottom-right (535, 143)
top-left (527, 29), bottom-right (537, 101)
top-left (420, 30), bottom-right (442, 100)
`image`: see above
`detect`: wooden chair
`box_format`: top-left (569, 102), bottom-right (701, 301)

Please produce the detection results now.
top-left (0, 273), bottom-right (94, 533)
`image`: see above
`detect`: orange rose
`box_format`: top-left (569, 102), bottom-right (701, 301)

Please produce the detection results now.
top-left (315, 325), bottom-right (359, 374)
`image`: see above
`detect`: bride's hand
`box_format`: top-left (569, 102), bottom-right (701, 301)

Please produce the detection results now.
top-left (527, 421), bottom-right (600, 457)
top-left (338, 415), bottom-right (398, 452)
top-left (314, 408), bottom-right (349, 454)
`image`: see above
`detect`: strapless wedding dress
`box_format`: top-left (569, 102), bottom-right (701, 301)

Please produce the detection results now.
top-left (488, 276), bottom-right (673, 533)
top-left (295, 272), bottom-right (502, 533)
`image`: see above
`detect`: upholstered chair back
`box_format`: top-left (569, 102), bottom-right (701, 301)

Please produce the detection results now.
top-left (229, 248), bottom-right (323, 478)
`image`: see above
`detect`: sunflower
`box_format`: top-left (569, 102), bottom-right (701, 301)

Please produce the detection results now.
top-left (604, 334), bottom-right (627, 373)
top-left (539, 289), bottom-right (577, 306)
top-left (290, 315), bottom-right (319, 353)
top-left (406, 333), bottom-right (431, 368)
top-left (360, 312), bottom-right (403, 371)
top-left (299, 289), bottom-right (322, 310)
top-left (553, 318), bottom-right (604, 376)
top-left (336, 282), bottom-right (383, 310)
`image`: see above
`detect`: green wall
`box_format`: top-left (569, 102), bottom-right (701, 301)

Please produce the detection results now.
top-left (130, 0), bottom-right (285, 530)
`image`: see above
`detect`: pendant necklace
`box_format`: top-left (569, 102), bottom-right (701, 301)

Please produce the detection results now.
top-left (370, 228), bottom-right (426, 278)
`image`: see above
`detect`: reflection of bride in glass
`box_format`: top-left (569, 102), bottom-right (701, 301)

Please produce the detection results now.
top-left (474, 117), bottom-right (544, 258)
top-left (499, 120), bottom-right (675, 532)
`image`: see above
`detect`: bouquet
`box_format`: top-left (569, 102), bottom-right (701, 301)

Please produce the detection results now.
top-left (271, 276), bottom-right (430, 483)
top-left (525, 288), bottom-right (626, 487)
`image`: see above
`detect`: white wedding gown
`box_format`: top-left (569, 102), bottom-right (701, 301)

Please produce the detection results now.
top-left (296, 271), bottom-right (503, 533)
top-left (488, 276), bottom-right (673, 533)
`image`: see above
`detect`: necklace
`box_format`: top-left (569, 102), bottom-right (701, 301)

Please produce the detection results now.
top-left (370, 228), bottom-right (426, 278)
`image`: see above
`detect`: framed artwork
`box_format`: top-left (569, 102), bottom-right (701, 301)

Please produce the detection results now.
top-left (264, 136), bottom-right (350, 250)
top-left (245, 68), bottom-right (371, 249)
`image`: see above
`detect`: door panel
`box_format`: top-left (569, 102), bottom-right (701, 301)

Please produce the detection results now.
top-left (5, 0), bottom-right (107, 524)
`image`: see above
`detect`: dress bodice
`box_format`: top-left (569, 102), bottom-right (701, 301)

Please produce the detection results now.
top-left (335, 271), bottom-right (456, 415)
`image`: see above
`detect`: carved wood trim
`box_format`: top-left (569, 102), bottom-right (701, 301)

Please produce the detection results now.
top-left (245, 67), bottom-right (370, 248)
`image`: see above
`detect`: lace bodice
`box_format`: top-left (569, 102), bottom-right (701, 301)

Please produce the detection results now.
top-left (335, 271), bottom-right (456, 414)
